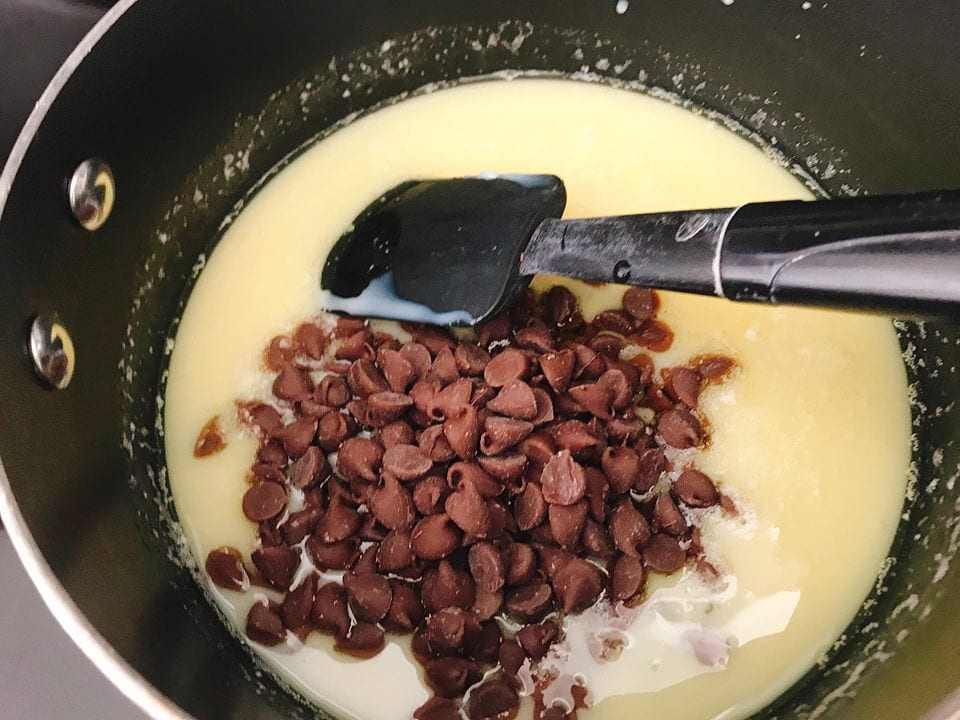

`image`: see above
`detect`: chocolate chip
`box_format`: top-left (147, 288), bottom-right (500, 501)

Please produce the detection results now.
top-left (636, 447), bottom-right (667, 493)
top-left (240, 402), bottom-right (284, 436)
top-left (518, 620), bottom-right (560, 660)
top-left (421, 560), bottom-right (476, 613)
top-left (551, 420), bottom-right (604, 460)
top-left (643, 534), bottom-right (686, 573)
top-left (428, 347), bottom-right (461, 386)
top-left (582, 467), bottom-right (609, 522)
top-left (374, 530), bottom-right (412, 572)
top-left (335, 621), bottom-right (385, 658)
top-left (455, 344), bottom-right (492, 376)
top-left (610, 553), bottom-right (646, 602)
top-left (404, 324), bottom-right (457, 356)
top-left (483, 348), bottom-right (531, 387)
top-left (427, 657), bottom-right (482, 698)
top-left (571, 343), bottom-right (606, 380)
top-left (264, 335), bottom-right (295, 371)
top-left (597, 367), bottom-right (635, 410)
top-left (514, 483), bottom-right (547, 531)
top-left (420, 424), bottom-right (457, 462)
top-left (581, 518), bottom-right (614, 558)
top-left (347, 358), bottom-right (390, 397)
top-left (443, 404), bottom-right (481, 459)
top-left (194, 416), bottom-right (226, 457)
top-left (534, 544), bottom-right (575, 579)
top-left (694, 354), bottom-right (736, 381)
top-left (519, 431), bottom-right (558, 467)
top-left (632, 319), bottom-right (674, 352)
top-left (505, 582), bottom-right (553, 622)
top-left (481, 416), bottom-right (534, 455)
top-left (589, 331), bottom-right (626, 359)
top-left (378, 419), bottom-right (415, 449)
top-left (411, 513), bottom-right (463, 560)
top-left (428, 377), bottom-right (474, 421)
top-left (539, 349), bottom-right (576, 394)
top-left (486, 380), bottom-right (538, 420)
top-left (541, 285), bottom-right (582, 329)
top-left (663, 367), bottom-right (702, 407)
top-left (246, 601), bottom-right (286, 646)
top-left (205, 547), bottom-right (248, 591)
top-left (307, 536), bottom-right (360, 570)
top-left (395, 341), bottom-right (430, 377)
top-left (336, 330), bottom-right (375, 362)
top-left (445, 479), bottom-right (493, 538)
top-left (242, 481), bottom-right (287, 522)
top-left (465, 679), bottom-right (519, 720)
top-left (384, 580), bottom-right (425, 632)
top-left (291, 445), bottom-right (327, 489)
top-left (622, 287), bottom-right (659, 323)
top-left (282, 577), bottom-right (316, 630)
top-left (426, 606), bottom-right (471, 654)
top-left (281, 507), bottom-right (321, 545)
top-left (275, 417), bottom-right (318, 458)
top-left (414, 697), bottom-right (462, 720)
top-left (314, 375), bottom-right (350, 407)
top-left (478, 453), bottom-right (528, 483)
top-left (358, 514), bottom-right (388, 542)
top-left (548, 500), bottom-right (589, 549)
top-left (324, 359), bottom-right (353, 374)
top-left (336, 437), bottom-right (383, 482)
top-left (377, 347), bottom-right (418, 393)
top-left (382, 444), bottom-right (432, 481)
top-left (414, 475), bottom-right (451, 516)
top-left (657, 408), bottom-right (704, 449)
top-left (540, 450), bottom-right (587, 505)
top-left (292, 322), bottom-right (327, 360)
top-left (472, 587), bottom-right (504, 622)
top-left (366, 391), bottom-right (414, 425)
top-left (316, 411), bottom-right (355, 451)
top-left (654, 493), bottom-right (688, 535)
top-left (531, 388), bottom-right (555, 426)
top-left (674, 468), bottom-right (720, 507)
top-left (568, 382), bottom-right (615, 420)
top-left (592, 309), bottom-right (635, 335)
top-left (273, 364), bottom-right (313, 402)
top-left (471, 381), bottom-right (497, 408)
top-left (609, 498), bottom-right (651, 557)
top-left (311, 582), bottom-right (350, 635)
top-left (468, 542), bottom-right (505, 593)
top-left (606, 417), bottom-right (643, 444)
top-left (514, 323), bottom-right (556, 353)
top-left (470, 316), bottom-right (508, 349)
top-left (249, 461), bottom-right (282, 490)
top-left (251, 545), bottom-right (299, 591)
top-left (368, 473), bottom-right (416, 530)
top-left (552, 558), bottom-right (602, 613)
top-left (601, 446), bottom-right (641, 494)
top-left (316, 494), bottom-right (361, 542)
top-left (503, 543), bottom-right (537, 586)
top-left (342, 571), bottom-right (393, 622)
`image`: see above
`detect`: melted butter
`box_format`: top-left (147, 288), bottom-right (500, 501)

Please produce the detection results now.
top-left (164, 79), bottom-right (910, 720)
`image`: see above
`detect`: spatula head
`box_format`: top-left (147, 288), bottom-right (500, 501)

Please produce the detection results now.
top-left (320, 174), bottom-right (566, 326)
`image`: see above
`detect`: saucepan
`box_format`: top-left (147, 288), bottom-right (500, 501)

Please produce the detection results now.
top-left (1, 1), bottom-right (959, 718)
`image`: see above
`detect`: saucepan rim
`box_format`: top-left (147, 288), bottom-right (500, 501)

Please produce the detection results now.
top-left (1, 3), bottom-right (959, 720)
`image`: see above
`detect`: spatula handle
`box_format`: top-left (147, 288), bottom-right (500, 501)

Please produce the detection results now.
top-left (720, 190), bottom-right (960, 318)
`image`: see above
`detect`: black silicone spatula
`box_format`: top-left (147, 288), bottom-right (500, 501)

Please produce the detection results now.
top-left (320, 175), bottom-right (960, 326)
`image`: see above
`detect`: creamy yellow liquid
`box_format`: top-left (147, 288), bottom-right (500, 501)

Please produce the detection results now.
top-left (164, 79), bottom-right (911, 720)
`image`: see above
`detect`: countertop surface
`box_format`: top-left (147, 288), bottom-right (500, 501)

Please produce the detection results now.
top-left (1, 1), bottom-right (146, 718)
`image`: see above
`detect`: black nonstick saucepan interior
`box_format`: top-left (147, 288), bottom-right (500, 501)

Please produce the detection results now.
top-left (1, 2), bottom-right (959, 719)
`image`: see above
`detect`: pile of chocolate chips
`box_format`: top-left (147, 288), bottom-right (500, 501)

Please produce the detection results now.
top-left (201, 285), bottom-right (734, 720)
